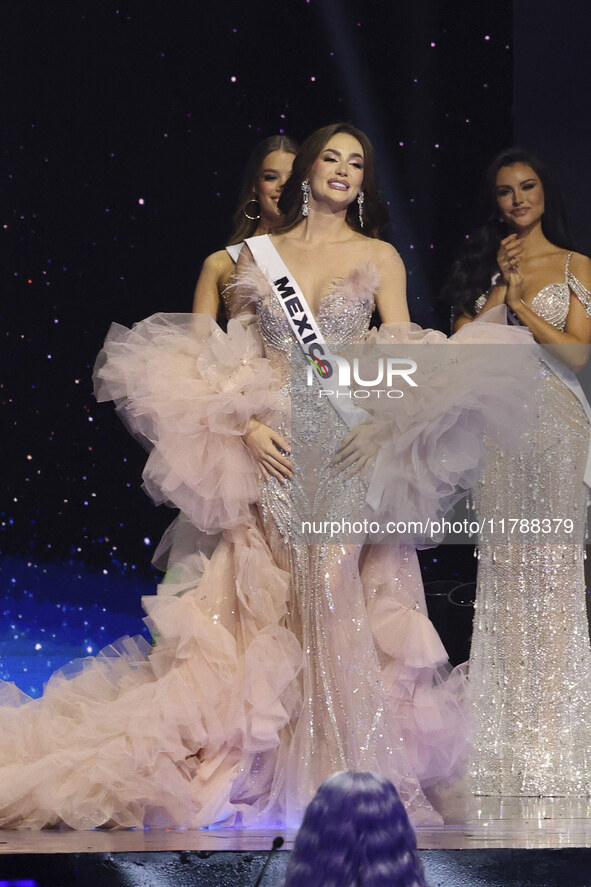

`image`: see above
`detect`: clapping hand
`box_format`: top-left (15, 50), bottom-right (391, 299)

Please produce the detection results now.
top-left (497, 234), bottom-right (524, 282)
top-left (497, 234), bottom-right (524, 308)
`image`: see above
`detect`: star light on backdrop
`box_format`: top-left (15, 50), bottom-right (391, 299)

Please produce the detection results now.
top-left (2, 0), bottom-right (513, 694)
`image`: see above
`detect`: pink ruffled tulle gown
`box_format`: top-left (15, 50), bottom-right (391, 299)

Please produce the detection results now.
top-left (0, 247), bottom-right (536, 829)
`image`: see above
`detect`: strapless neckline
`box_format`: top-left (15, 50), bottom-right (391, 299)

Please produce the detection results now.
top-left (474, 254), bottom-right (577, 330)
top-left (225, 255), bottom-right (381, 333)
top-left (309, 263), bottom-right (378, 320)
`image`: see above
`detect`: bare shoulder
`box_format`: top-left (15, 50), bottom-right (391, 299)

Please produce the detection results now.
top-left (370, 239), bottom-right (405, 273)
top-left (193, 248), bottom-right (236, 315)
top-left (202, 248), bottom-right (235, 277)
top-left (569, 251), bottom-right (591, 285)
top-left (371, 239), bottom-right (409, 322)
top-left (370, 238), bottom-right (402, 260)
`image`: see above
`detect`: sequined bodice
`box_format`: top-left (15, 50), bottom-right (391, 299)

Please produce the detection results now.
top-left (474, 252), bottom-right (591, 329)
top-left (227, 262), bottom-right (380, 545)
top-left (229, 263), bottom-right (379, 383)
top-left (475, 283), bottom-right (570, 329)
top-left (261, 274), bottom-right (374, 359)
top-left (529, 281), bottom-right (570, 330)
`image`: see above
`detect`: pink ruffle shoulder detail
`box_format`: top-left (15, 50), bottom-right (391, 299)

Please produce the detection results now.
top-left (365, 307), bottom-right (540, 538)
top-left (93, 312), bottom-right (282, 533)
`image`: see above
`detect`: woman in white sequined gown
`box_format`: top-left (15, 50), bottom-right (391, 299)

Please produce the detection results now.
top-left (0, 127), bottom-right (533, 831)
top-left (447, 148), bottom-right (591, 796)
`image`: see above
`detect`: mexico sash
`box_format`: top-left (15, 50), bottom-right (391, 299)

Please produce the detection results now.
top-left (246, 234), bottom-right (370, 429)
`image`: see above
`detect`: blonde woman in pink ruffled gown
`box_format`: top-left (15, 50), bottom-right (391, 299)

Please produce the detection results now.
top-left (0, 125), bottom-right (535, 831)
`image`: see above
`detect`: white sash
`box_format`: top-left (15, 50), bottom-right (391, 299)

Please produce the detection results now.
top-left (225, 242), bottom-right (243, 262)
top-left (245, 235), bottom-right (370, 428)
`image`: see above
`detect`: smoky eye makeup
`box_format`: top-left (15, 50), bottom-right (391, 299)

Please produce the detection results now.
top-left (322, 153), bottom-right (364, 168)
top-left (496, 179), bottom-right (538, 196)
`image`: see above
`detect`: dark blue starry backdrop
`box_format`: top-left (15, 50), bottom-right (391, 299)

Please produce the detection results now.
top-left (2, 0), bottom-right (514, 692)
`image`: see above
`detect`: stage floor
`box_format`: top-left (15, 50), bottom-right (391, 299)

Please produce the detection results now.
top-left (1, 796), bottom-right (591, 854)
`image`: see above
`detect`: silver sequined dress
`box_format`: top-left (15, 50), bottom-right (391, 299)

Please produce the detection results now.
top-left (470, 253), bottom-right (591, 796)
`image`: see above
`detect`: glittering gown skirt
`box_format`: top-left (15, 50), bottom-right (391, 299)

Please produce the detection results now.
top-left (237, 266), bottom-right (469, 823)
top-left (0, 258), bottom-right (536, 829)
top-left (469, 363), bottom-right (591, 795)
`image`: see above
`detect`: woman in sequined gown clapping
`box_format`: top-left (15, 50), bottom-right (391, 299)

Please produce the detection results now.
top-left (444, 147), bottom-right (591, 797)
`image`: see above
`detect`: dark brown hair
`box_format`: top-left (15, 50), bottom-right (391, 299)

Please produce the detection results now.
top-left (277, 123), bottom-right (389, 238)
top-left (229, 134), bottom-right (299, 244)
top-left (441, 147), bottom-right (572, 319)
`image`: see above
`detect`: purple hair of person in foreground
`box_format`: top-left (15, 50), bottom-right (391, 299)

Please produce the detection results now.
top-left (283, 771), bottom-right (429, 887)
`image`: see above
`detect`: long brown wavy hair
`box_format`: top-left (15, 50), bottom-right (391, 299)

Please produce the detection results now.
top-left (228, 134), bottom-right (299, 244)
top-left (277, 123), bottom-right (389, 238)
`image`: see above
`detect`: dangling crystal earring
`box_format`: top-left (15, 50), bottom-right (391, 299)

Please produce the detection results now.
top-left (301, 180), bottom-right (310, 216)
top-left (243, 196), bottom-right (261, 221)
top-left (357, 191), bottom-right (365, 228)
